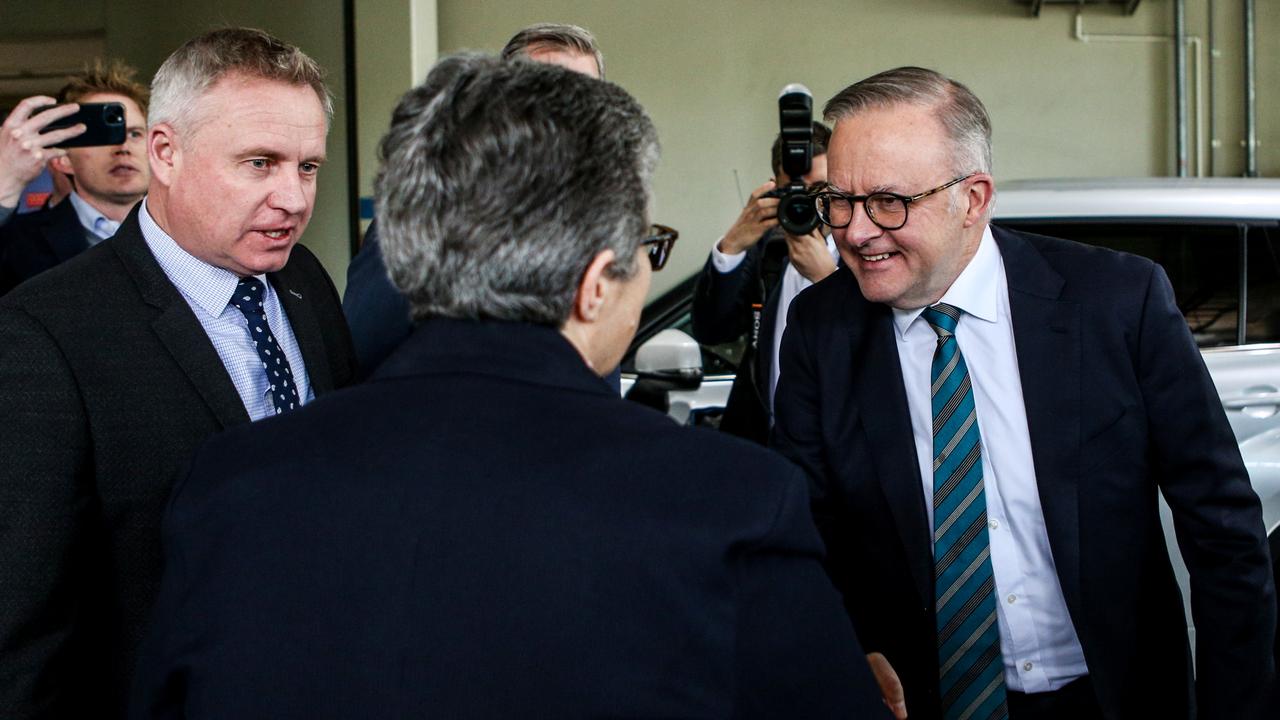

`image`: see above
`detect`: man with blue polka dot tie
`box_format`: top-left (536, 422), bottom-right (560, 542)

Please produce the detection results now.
top-left (0, 29), bottom-right (357, 718)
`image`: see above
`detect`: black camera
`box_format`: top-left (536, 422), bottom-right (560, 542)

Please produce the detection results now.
top-left (765, 84), bottom-right (820, 236)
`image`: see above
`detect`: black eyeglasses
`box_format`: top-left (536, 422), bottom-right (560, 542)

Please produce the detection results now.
top-left (641, 224), bottom-right (678, 271)
top-left (813, 173), bottom-right (976, 231)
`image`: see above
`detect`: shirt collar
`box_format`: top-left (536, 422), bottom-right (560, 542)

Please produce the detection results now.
top-left (68, 191), bottom-right (120, 242)
top-left (138, 197), bottom-right (266, 318)
top-left (891, 224), bottom-right (999, 338)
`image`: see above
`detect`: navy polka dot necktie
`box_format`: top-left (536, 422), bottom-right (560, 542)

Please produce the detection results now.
top-left (229, 277), bottom-right (300, 415)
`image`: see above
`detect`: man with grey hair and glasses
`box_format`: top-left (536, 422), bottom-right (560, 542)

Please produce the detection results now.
top-left (131, 54), bottom-right (886, 719)
top-left (772, 66), bottom-right (1274, 719)
top-left (343, 22), bottom-right (606, 377)
top-left (0, 28), bottom-right (356, 719)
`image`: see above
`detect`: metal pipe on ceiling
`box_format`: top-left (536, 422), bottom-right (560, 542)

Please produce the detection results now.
top-left (1174, 0), bottom-right (1188, 178)
top-left (1207, 0), bottom-right (1216, 176)
top-left (1244, 0), bottom-right (1258, 177)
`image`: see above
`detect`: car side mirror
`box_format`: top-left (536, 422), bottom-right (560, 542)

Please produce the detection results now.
top-left (625, 329), bottom-right (703, 415)
top-left (632, 329), bottom-right (703, 388)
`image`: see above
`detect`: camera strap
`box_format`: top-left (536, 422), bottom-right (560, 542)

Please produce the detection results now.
top-left (750, 301), bottom-right (763, 352)
top-left (750, 229), bottom-right (786, 353)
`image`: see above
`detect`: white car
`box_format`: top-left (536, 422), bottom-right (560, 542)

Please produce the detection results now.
top-left (622, 177), bottom-right (1280, 648)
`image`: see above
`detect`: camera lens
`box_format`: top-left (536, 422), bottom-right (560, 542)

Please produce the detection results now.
top-left (105, 106), bottom-right (124, 124)
top-left (778, 192), bottom-right (820, 235)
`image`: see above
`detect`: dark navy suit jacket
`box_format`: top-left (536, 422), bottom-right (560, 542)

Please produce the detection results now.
top-left (772, 225), bottom-right (1275, 719)
top-left (342, 221), bottom-right (411, 375)
top-left (0, 199), bottom-right (90, 295)
top-left (131, 318), bottom-right (888, 719)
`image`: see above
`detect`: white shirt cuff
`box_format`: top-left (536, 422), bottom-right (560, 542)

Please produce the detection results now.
top-left (710, 236), bottom-right (747, 274)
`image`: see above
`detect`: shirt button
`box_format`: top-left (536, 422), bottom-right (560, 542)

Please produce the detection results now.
top-left (989, 518), bottom-right (999, 530)
top-left (1023, 661), bottom-right (1034, 672)
top-left (1007, 594), bottom-right (1017, 604)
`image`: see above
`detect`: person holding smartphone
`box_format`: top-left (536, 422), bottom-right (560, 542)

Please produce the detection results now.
top-left (0, 60), bottom-right (149, 295)
top-left (0, 98), bottom-right (85, 225)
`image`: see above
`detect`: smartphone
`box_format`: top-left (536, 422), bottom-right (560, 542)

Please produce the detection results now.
top-left (37, 102), bottom-right (127, 148)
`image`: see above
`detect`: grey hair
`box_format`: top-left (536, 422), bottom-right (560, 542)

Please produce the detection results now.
top-left (149, 27), bottom-right (332, 132)
top-left (823, 66), bottom-right (991, 175)
top-left (375, 53), bottom-right (658, 326)
top-left (501, 22), bottom-right (605, 79)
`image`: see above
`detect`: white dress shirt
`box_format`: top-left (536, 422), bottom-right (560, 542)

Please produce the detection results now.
top-left (138, 198), bottom-right (314, 421)
top-left (710, 233), bottom-right (838, 410)
top-left (891, 225), bottom-right (1089, 693)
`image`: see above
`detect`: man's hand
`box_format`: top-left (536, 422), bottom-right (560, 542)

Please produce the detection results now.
top-left (0, 97), bottom-right (84, 209)
top-left (867, 652), bottom-right (907, 719)
top-left (785, 226), bottom-right (836, 283)
top-left (717, 180), bottom-right (779, 256)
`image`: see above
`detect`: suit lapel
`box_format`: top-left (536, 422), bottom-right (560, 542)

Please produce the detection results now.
top-left (111, 210), bottom-right (250, 428)
top-left (994, 226), bottom-right (1084, 619)
top-left (44, 201), bottom-right (90, 263)
top-left (853, 299), bottom-right (934, 605)
top-left (269, 266), bottom-right (334, 394)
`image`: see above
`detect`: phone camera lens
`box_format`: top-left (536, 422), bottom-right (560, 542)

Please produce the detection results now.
top-left (106, 107), bottom-right (124, 124)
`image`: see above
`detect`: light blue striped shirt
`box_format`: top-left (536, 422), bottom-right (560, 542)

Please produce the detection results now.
top-left (138, 198), bottom-right (314, 421)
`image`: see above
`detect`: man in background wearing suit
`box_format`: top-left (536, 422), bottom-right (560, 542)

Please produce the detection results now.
top-left (690, 121), bottom-right (836, 443)
top-left (343, 22), bottom-right (606, 376)
top-left (0, 61), bottom-right (150, 294)
top-left (774, 66), bottom-right (1274, 719)
top-left (0, 28), bottom-right (357, 719)
top-left (131, 54), bottom-right (886, 719)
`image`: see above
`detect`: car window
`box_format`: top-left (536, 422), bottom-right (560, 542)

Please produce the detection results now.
top-left (633, 309), bottom-right (742, 376)
top-left (1246, 225), bottom-right (1280, 344)
top-left (672, 311), bottom-right (744, 376)
top-left (998, 221), bottom-right (1280, 348)
top-left (624, 273), bottom-right (745, 376)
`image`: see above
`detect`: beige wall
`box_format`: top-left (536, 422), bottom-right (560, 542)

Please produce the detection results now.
top-left (354, 0), bottom-right (415, 240)
top-left (437, 0), bottom-right (1280, 298)
top-left (352, 0), bottom-right (438, 248)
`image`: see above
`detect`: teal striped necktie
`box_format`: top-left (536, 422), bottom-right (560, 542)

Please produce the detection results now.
top-left (923, 303), bottom-right (1008, 720)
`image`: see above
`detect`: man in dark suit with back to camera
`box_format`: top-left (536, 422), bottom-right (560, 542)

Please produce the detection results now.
top-left (0, 61), bottom-right (150, 295)
top-left (131, 54), bottom-right (887, 719)
top-left (0, 28), bottom-right (357, 719)
top-left (774, 66), bottom-right (1274, 720)
top-left (690, 121), bottom-right (836, 444)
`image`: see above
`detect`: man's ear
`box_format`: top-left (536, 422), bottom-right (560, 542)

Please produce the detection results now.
top-left (49, 154), bottom-right (75, 178)
top-left (147, 123), bottom-right (179, 188)
top-left (571, 249), bottom-right (617, 324)
top-left (962, 173), bottom-right (995, 227)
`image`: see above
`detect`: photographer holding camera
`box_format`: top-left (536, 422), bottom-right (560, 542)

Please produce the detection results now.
top-left (691, 112), bottom-right (835, 444)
